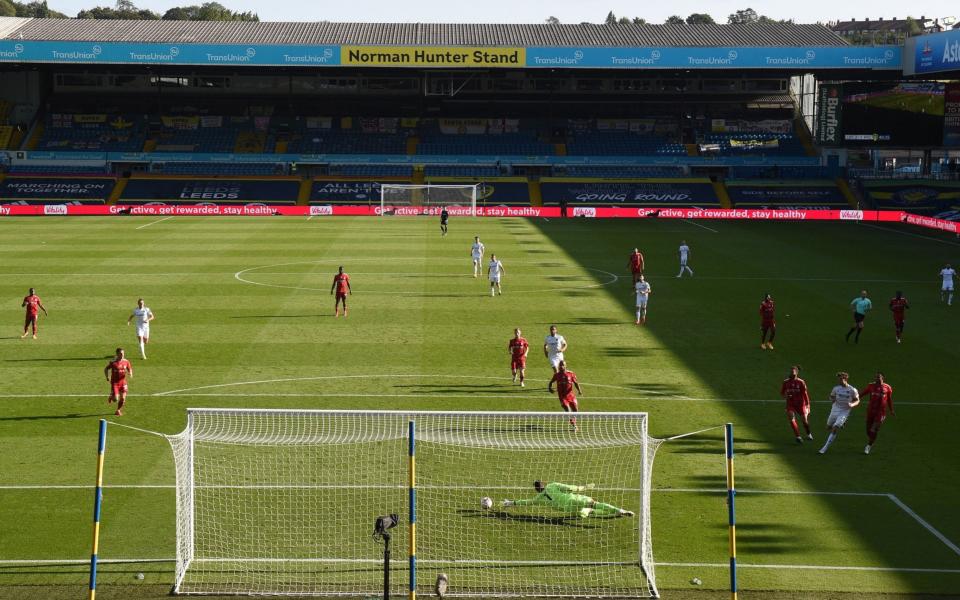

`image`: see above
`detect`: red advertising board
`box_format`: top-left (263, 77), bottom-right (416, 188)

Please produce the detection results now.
top-left (0, 203), bottom-right (952, 233)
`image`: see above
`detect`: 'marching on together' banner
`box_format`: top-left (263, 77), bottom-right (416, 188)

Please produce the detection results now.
top-left (540, 178), bottom-right (720, 206)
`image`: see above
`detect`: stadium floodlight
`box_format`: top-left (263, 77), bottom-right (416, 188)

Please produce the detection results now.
top-left (380, 183), bottom-right (480, 217)
top-left (166, 409), bottom-right (661, 597)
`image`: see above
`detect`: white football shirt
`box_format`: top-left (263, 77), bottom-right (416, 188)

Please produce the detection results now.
top-left (679, 244), bottom-right (690, 260)
top-left (471, 242), bottom-right (485, 258)
top-left (131, 307), bottom-right (153, 327)
top-left (544, 334), bottom-right (566, 358)
top-left (829, 384), bottom-right (859, 411)
top-left (941, 268), bottom-right (956, 286)
top-left (488, 259), bottom-right (503, 277)
top-left (635, 281), bottom-right (651, 297)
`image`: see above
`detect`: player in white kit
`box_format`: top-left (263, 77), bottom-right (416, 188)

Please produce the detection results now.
top-left (634, 275), bottom-right (652, 325)
top-left (488, 254), bottom-right (505, 296)
top-left (470, 236), bottom-right (485, 277)
top-left (676, 241), bottom-right (693, 278)
top-left (543, 325), bottom-right (568, 373)
top-left (126, 298), bottom-right (155, 359)
top-left (818, 371), bottom-right (860, 454)
top-left (941, 263), bottom-right (956, 306)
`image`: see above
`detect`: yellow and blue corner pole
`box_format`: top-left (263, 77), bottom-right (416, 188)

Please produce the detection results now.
top-left (725, 422), bottom-right (738, 600)
top-left (408, 420), bottom-right (416, 600)
top-left (88, 419), bottom-right (107, 600)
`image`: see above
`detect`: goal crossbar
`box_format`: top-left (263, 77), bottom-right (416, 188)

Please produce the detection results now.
top-left (379, 183), bottom-right (480, 216)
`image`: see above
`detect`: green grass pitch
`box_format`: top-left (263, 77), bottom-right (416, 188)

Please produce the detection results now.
top-left (0, 215), bottom-right (959, 599)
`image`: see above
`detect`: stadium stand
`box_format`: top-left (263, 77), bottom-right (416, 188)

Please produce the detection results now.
top-left (37, 114), bottom-right (146, 152)
top-left (700, 132), bottom-right (806, 156)
top-left (556, 166), bottom-right (686, 178)
top-left (565, 132), bottom-right (686, 156)
top-left (288, 130), bottom-right (408, 155)
top-left (417, 133), bottom-right (552, 156)
top-left (153, 163), bottom-right (286, 176)
top-left (329, 165), bottom-right (413, 177)
top-left (8, 164), bottom-right (110, 174)
top-left (424, 166), bottom-right (501, 178)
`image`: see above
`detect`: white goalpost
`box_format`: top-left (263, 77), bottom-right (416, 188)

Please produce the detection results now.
top-left (167, 409), bottom-right (661, 598)
top-left (380, 183), bottom-right (480, 216)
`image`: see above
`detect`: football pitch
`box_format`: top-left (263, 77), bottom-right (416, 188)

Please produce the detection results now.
top-left (0, 215), bottom-right (959, 599)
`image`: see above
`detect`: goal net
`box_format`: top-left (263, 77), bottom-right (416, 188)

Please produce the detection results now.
top-left (380, 184), bottom-right (479, 216)
top-left (167, 409), bottom-right (661, 598)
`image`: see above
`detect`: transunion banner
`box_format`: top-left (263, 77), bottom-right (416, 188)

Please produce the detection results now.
top-left (0, 40), bottom-right (902, 70)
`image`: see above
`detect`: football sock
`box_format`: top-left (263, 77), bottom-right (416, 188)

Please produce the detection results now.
top-left (803, 421), bottom-right (811, 435)
top-left (868, 430), bottom-right (877, 445)
top-left (855, 329), bottom-right (862, 343)
top-left (790, 419), bottom-right (800, 436)
top-left (139, 340), bottom-right (146, 358)
top-left (823, 432), bottom-right (837, 450)
top-left (637, 310), bottom-right (642, 321)
top-left (591, 502), bottom-right (620, 516)
top-left (950, 292), bottom-right (954, 305)
top-left (846, 328), bottom-right (855, 341)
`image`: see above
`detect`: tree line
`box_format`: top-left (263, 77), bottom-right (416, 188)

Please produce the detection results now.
top-left (0, 0), bottom-right (257, 20)
top-left (545, 8), bottom-right (793, 26)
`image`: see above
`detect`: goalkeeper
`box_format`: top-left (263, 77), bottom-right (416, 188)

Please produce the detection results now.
top-left (502, 480), bottom-right (634, 519)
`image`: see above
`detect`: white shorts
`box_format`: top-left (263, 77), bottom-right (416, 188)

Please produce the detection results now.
top-left (472, 255), bottom-right (482, 263)
top-left (136, 326), bottom-right (150, 339)
top-left (489, 276), bottom-right (501, 283)
top-left (635, 295), bottom-right (648, 308)
top-left (680, 258), bottom-right (689, 266)
top-left (943, 283), bottom-right (954, 292)
top-left (548, 354), bottom-right (564, 369)
top-left (826, 407), bottom-right (851, 429)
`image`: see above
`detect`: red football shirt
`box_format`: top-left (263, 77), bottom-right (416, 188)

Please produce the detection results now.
top-left (889, 297), bottom-right (909, 318)
top-left (780, 377), bottom-right (809, 405)
top-left (108, 359), bottom-right (131, 384)
top-left (760, 300), bottom-right (776, 323)
top-left (629, 252), bottom-right (644, 270)
top-left (551, 370), bottom-right (578, 398)
top-left (23, 294), bottom-right (42, 316)
top-left (508, 337), bottom-right (529, 358)
top-left (863, 382), bottom-right (893, 415)
top-left (333, 273), bottom-right (350, 294)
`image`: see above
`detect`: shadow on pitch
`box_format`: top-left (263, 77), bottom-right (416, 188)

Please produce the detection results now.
top-left (0, 412), bottom-right (104, 422)
top-left (540, 317), bottom-right (623, 325)
top-left (457, 509), bottom-right (601, 529)
top-left (4, 355), bottom-right (113, 363)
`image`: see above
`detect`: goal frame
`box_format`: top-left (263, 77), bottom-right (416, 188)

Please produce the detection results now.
top-left (379, 183), bottom-right (480, 216)
top-left (170, 408), bottom-right (658, 598)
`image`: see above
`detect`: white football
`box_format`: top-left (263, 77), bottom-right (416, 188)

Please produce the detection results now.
top-left (480, 496), bottom-right (493, 510)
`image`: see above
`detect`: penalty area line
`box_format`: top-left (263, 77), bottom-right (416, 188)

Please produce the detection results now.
top-left (135, 216), bottom-right (174, 230)
top-left (887, 494), bottom-right (960, 558)
top-left (682, 219), bottom-right (719, 233)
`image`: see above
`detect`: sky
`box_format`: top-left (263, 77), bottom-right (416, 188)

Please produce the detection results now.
top-left (41, 0), bottom-right (960, 25)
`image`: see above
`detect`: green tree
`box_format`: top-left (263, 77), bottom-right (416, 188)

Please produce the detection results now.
top-left (545, 15), bottom-right (560, 25)
top-left (727, 8), bottom-right (758, 24)
top-left (665, 15), bottom-right (685, 25)
top-left (77, 0), bottom-right (159, 19)
top-left (632, 17), bottom-right (646, 24)
top-left (686, 13), bottom-right (715, 24)
top-left (0, 0), bottom-right (17, 15)
top-left (605, 10), bottom-right (617, 25)
top-left (18, 0), bottom-right (65, 16)
top-left (906, 16), bottom-right (922, 36)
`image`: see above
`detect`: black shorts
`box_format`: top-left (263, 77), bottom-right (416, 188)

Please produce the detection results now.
top-left (853, 312), bottom-right (866, 323)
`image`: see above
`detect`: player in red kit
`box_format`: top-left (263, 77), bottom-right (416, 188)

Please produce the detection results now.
top-left (508, 328), bottom-right (529, 387)
top-left (104, 347), bottom-right (133, 416)
top-left (20, 287), bottom-right (47, 339)
top-left (628, 248), bottom-right (645, 284)
top-left (781, 365), bottom-right (812, 444)
top-left (862, 372), bottom-right (894, 455)
top-left (330, 266), bottom-right (352, 317)
top-left (760, 293), bottom-right (776, 350)
top-left (548, 360), bottom-right (583, 432)
top-left (888, 291), bottom-right (910, 344)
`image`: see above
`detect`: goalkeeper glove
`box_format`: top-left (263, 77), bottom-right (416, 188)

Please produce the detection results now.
top-left (502, 500), bottom-right (514, 507)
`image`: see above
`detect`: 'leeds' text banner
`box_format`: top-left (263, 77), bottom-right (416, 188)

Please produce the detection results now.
top-left (0, 41), bottom-right (901, 70)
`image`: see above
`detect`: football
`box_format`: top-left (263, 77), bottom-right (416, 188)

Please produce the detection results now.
top-left (480, 496), bottom-right (493, 509)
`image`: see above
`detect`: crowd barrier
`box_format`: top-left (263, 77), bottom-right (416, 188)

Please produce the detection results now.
top-left (0, 203), bottom-right (956, 234)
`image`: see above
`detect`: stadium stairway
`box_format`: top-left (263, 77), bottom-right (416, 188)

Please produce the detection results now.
top-left (412, 166), bottom-right (425, 186)
top-left (685, 144), bottom-right (699, 157)
top-left (554, 142), bottom-right (566, 156)
top-left (107, 176), bottom-right (128, 205)
top-left (794, 116), bottom-right (819, 157)
top-left (25, 121), bottom-right (43, 150)
top-left (406, 136), bottom-right (419, 155)
top-left (713, 180), bottom-right (732, 208)
top-left (297, 178), bottom-right (312, 205)
top-left (836, 178), bottom-right (860, 208)
top-left (528, 177), bottom-right (543, 206)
